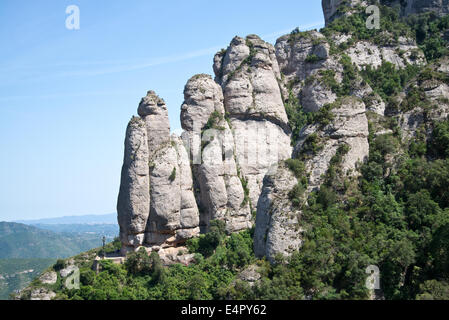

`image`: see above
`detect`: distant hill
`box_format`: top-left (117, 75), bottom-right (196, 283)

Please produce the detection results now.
top-left (0, 258), bottom-right (55, 300)
top-left (14, 213), bottom-right (117, 225)
top-left (0, 221), bottom-right (117, 299)
top-left (0, 222), bottom-right (106, 259)
top-left (32, 223), bottom-right (118, 239)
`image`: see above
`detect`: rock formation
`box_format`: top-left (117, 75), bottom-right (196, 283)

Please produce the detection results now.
top-left (323, 0), bottom-right (449, 25)
top-left (180, 74), bottom-right (252, 233)
top-left (118, 91), bottom-right (200, 254)
top-left (118, 36), bottom-right (295, 253)
top-left (16, 0), bottom-right (449, 301)
top-left (214, 35), bottom-right (293, 207)
top-left (253, 163), bottom-right (303, 262)
top-left (116, 0), bottom-right (448, 263)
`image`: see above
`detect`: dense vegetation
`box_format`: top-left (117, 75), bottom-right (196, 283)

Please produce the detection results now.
top-left (320, 2), bottom-right (449, 63)
top-left (37, 223), bottom-right (256, 300)
top-left (277, 3), bottom-right (449, 300)
top-left (39, 113), bottom-right (449, 300)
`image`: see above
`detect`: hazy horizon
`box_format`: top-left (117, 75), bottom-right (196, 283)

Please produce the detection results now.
top-left (7, 212), bottom-right (117, 224)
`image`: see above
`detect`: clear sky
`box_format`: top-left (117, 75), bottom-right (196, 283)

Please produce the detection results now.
top-left (0, 0), bottom-right (324, 221)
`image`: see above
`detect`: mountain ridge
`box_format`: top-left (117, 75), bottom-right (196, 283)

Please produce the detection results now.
top-left (13, 213), bottom-right (117, 225)
top-left (15, 0), bottom-right (449, 300)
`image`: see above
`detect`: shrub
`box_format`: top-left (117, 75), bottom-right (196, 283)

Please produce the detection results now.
top-left (406, 12), bottom-right (449, 61)
top-left (224, 230), bottom-right (254, 270)
top-left (284, 90), bottom-right (308, 143)
top-left (430, 118), bottom-right (449, 158)
top-left (285, 159), bottom-right (306, 178)
top-left (80, 269), bottom-right (96, 286)
top-left (189, 220), bottom-right (227, 258)
top-left (305, 54), bottom-right (323, 63)
top-left (301, 133), bottom-right (323, 156)
top-left (319, 69), bottom-right (339, 93)
top-left (289, 183), bottom-right (306, 208)
top-left (372, 134), bottom-right (398, 156)
top-left (169, 167), bottom-right (176, 182)
top-left (430, 223), bottom-right (449, 279)
top-left (125, 247), bottom-right (152, 275)
top-left (203, 111), bottom-right (225, 131)
top-left (360, 62), bottom-right (420, 105)
top-left (416, 280), bottom-right (449, 300)
top-left (338, 55), bottom-right (358, 96)
top-left (53, 259), bottom-right (66, 271)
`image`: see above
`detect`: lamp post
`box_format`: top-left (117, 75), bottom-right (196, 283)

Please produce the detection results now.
top-left (102, 236), bottom-right (106, 259)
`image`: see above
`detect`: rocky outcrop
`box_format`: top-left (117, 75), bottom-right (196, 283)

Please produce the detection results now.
top-left (394, 0), bottom-right (449, 17)
top-left (145, 135), bottom-right (200, 247)
top-left (322, 0), bottom-right (367, 25)
top-left (276, 28), bottom-right (423, 116)
top-left (276, 31), bottom-right (331, 92)
top-left (253, 95), bottom-right (369, 261)
top-left (237, 265), bottom-right (262, 286)
top-left (30, 288), bottom-right (56, 300)
top-left (116, 0), bottom-right (447, 263)
top-left (346, 37), bottom-right (426, 69)
top-left (398, 58), bottom-right (449, 138)
top-left (253, 163), bottom-right (303, 262)
top-left (59, 264), bottom-right (78, 278)
top-left (295, 97), bottom-right (369, 190)
top-left (214, 35), bottom-right (293, 207)
top-left (39, 271), bottom-right (57, 285)
top-left (322, 0), bottom-right (449, 26)
top-left (181, 74), bottom-right (252, 233)
top-left (117, 116), bottom-right (150, 248)
top-left (118, 91), bottom-right (200, 253)
top-left (138, 91), bottom-right (171, 155)
top-left (118, 36), bottom-right (295, 252)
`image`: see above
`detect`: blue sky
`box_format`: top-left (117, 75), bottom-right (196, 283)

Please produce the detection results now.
top-left (0, 0), bottom-right (324, 221)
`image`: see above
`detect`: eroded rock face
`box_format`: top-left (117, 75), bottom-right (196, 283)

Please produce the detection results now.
top-left (394, 0), bottom-right (449, 17)
top-left (39, 271), bottom-right (57, 285)
top-left (346, 38), bottom-right (426, 69)
top-left (254, 98), bottom-right (369, 262)
top-left (276, 29), bottom-right (423, 115)
top-left (253, 163), bottom-right (303, 262)
top-left (117, 6), bottom-right (440, 263)
top-left (118, 91), bottom-right (200, 253)
top-left (117, 117), bottom-right (150, 247)
top-left (216, 35), bottom-right (288, 126)
top-left (276, 31), bottom-right (354, 113)
top-left (138, 91), bottom-right (171, 155)
top-left (276, 31), bottom-right (330, 90)
top-left (322, 0), bottom-right (366, 26)
top-left (295, 97), bottom-right (369, 190)
top-left (398, 58), bottom-right (449, 138)
top-left (181, 74), bottom-right (226, 132)
top-left (229, 119), bottom-right (292, 206)
top-left (180, 74), bottom-right (252, 233)
top-left (323, 0), bottom-right (449, 26)
top-left (214, 35), bottom-right (293, 207)
top-left (30, 288), bottom-right (56, 301)
top-left (145, 135), bottom-right (200, 246)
